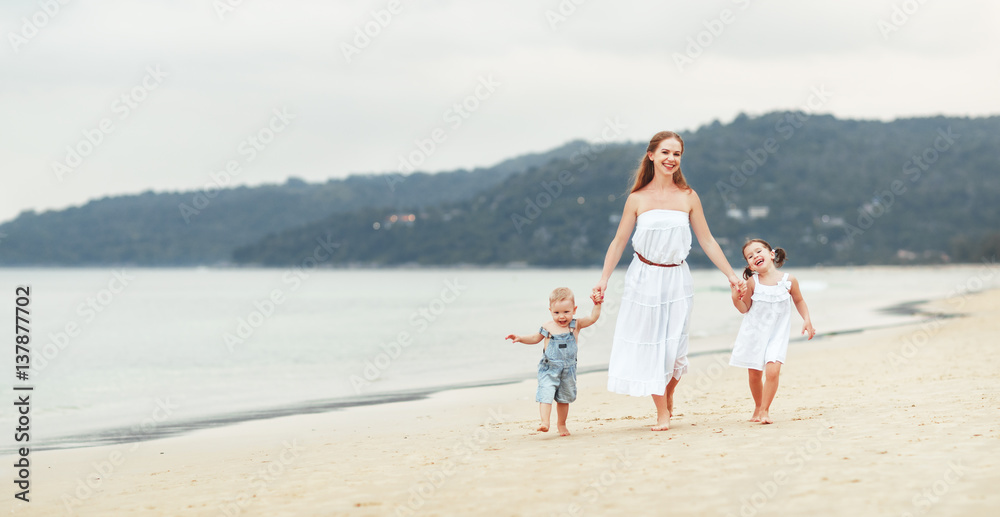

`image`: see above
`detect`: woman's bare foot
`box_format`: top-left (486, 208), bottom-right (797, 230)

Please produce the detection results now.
top-left (759, 411), bottom-right (773, 424)
top-left (557, 425), bottom-right (571, 436)
top-left (750, 409), bottom-right (762, 422)
top-left (537, 424), bottom-right (550, 432)
top-left (651, 417), bottom-right (670, 431)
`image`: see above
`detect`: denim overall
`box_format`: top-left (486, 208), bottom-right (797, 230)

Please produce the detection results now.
top-left (536, 319), bottom-right (578, 404)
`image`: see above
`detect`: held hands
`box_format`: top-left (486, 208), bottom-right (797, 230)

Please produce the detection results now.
top-left (801, 321), bottom-right (816, 340)
top-left (592, 280), bottom-right (608, 301)
top-left (590, 289), bottom-right (604, 305)
top-left (729, 274), bottom-right (746, 297)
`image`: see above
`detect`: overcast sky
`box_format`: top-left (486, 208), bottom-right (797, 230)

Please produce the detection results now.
top-left (2, 0), bottom-right (998, 223)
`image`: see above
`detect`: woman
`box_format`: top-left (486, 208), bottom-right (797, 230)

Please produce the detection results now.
top-left (594, 131), bottom-right (744, 431)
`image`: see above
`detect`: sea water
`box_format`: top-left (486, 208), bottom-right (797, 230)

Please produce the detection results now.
top-left (0, 263), bottom-right (996, 452)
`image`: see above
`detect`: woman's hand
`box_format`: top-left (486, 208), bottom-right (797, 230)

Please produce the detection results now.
top-left (593, 279), bottom-right (608, 300)
top-left (728, 274), bottom-right (746, 297)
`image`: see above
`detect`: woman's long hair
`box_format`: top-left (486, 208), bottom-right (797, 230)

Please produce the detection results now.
top-left (630, 131), bottom-right (690, 193)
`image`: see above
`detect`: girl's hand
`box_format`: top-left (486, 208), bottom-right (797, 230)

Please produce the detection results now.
top-left (801, 322), bottom-right (816, 340)
top-left (729, 274), bottom-right (746, 296)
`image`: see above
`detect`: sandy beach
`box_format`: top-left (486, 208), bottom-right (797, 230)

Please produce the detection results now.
top-left (9, 288), bottom-right (1000, 517)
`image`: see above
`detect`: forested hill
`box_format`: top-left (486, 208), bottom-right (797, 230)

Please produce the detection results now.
top-left (2, 112), bottom-right (999, 267)
top-left (232, 112), bottom-right (1000, 268)
top-left (0, 141), bottom-right (589, 265)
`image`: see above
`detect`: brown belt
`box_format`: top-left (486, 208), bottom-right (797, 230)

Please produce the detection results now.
top-left (635, 252), bottom-right (683, 268)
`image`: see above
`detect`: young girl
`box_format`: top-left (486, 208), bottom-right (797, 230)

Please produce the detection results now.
top-left (729, 239), bottom-right (816, 424)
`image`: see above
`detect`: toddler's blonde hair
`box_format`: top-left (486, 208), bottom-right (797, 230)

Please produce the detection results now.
top-left (549, 287), bottom-right (574, 306)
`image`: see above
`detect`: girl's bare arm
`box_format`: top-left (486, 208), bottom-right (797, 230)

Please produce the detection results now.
top-left (788, 276), bottom-right (816, 339)
top-left (732, 277), bottom-right (754, 313)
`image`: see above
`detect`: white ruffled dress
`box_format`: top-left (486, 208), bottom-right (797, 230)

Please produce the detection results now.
top-left (729, 272), bottom-right (792, 370)
top-left (607, 209), bottom-right (694, 397)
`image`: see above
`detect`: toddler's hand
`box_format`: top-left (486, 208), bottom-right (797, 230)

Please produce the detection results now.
top-left (505, 334), bottom-right (520, 343)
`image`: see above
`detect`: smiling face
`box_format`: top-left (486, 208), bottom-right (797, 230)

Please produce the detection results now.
top-left (646, 137), bottom-right (683, 178)
top-left (549, 298), bottom-right (577, 327)
top-left (743, 241), bottom-right (776, 274)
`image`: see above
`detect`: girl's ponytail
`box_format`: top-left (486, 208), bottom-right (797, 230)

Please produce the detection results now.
top-left (773, 247), bottom-right (787, 268)
top-left (741, 239), bottom-right (787, 277)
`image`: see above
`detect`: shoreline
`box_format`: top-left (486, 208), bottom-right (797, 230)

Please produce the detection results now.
top-left (2, 260), bottom-right (994, 270)
top-left (8, 289), bottom-right (999, 515)
top-left (19, 288), bottom-right (986, 454)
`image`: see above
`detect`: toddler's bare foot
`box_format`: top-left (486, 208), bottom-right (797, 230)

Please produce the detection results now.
top-left (557, 425), bottom-right (571, 436)
top-left (537, 424), bottom-right (549, 432)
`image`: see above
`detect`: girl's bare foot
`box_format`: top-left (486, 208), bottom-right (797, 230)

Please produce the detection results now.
top-left (537, 424), bottom-right (550, 432)
top-left (557, 425), bottom-right (571, 436)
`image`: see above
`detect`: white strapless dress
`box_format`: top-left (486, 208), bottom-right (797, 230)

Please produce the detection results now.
top-left (607, 209), bottom-right (694, 397)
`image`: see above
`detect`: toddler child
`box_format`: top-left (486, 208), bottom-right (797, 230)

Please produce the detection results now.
top-left (506, 287), bottom-right (602, 436)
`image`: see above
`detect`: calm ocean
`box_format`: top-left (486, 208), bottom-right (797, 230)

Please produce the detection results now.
top-left (1, 264), bottom-right (996, 452)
